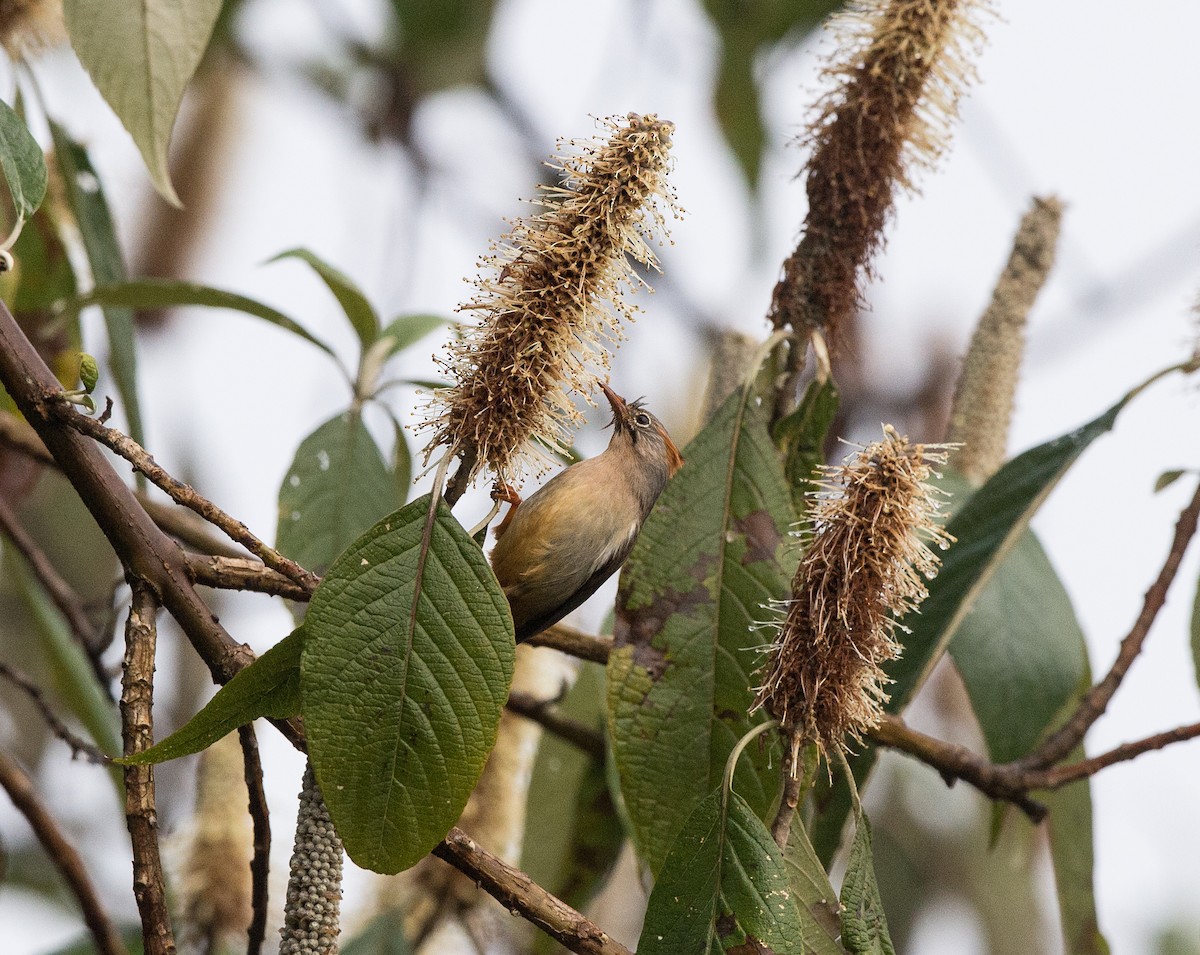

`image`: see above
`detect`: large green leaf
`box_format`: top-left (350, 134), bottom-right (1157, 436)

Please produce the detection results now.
top-left (638, 787), bottom-right (805, 954)
top-left (608, 389), bottom-right (794, 874)
top-left (950, 529), bottom-right (1087, 762)
top-left (49, 122), bottom-right (144, 452)
top-left (1043, 744), bottom-right (1110, 955)
top-left (270, 248), bottom-right (379, 349)
top-left (63, 0), bottom-right (222, 205)
top-left (302, 495), bottom-right (515, 873)
top-left (117, 628), bottom-right (303, 766)
top-left (65, 279), bottom-right (339, 360)
top-left (0, 99), bottom-right (48, 226)
top-left (784, 812), bottom-right (848, 954)
top-left (888, 365), bottom-right (1189, 710)
top-left (839, 816), bottom-right (896, 955)
top-left (276, 411), bottom-right (400, 578)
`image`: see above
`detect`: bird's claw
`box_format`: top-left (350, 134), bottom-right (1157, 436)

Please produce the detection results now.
top-left (491, 482), bottom-right (522, 507)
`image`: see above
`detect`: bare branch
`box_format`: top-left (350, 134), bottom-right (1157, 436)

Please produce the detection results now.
top-left (506, 690), bottom-right (605, 759)
top-left (237, 725), bottom-right (271, 955)
top-left (187, 554), bottom-right (314, 601)
top-left (0, 751), bottom-right (127, 955)
top-left (434, 827), bottom-right (633, 955)
top-left (121, 582), bottom-right (176, 954)
top-left (0, 662), bottom-right (110, 763)
top-left (1020, 480), bottom-right (1200, 770)
top-left (526, 625), bottom-right (613, 664)
top-left (52, 405), bottom-right (318, 592)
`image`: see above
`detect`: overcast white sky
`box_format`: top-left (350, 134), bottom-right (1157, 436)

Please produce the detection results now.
top-left (3, 1), bottom-right (1199, 952)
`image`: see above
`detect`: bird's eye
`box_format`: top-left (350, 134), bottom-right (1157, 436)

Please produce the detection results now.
top-left (634, 412), bottom-right (651, 428)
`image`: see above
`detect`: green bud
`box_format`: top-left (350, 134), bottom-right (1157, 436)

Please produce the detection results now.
top-left (79, 353), bottom-right (99, 394)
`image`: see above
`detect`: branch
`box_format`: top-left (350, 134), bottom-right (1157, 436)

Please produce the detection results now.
top-left (1028, 721), bottom-right (1200, 789)
top-left (237, 725), bottom-right (271, 955)
top-left (1020, 480), bottom-right (1200, 770)
top-left (0, 299), bottom-right (252, 686)
top-left (187, 554), bottom-right (314, 602)
top-left (53, 405), bottom-right (318, 592)
top-left (0, 751), bottom-right (127, 955)
top-left (0, 490), bottom-right (109, 695)
top-left (121, 581), bottom-right (176, 955)
top-left (506, 690), bottom-right (605, 759)
top-left (526, 625), bottom-right (613, 664)
top-left (0, 662), bottom-right (110, 763)
top-left (433, 828), bottom-right (633, 955)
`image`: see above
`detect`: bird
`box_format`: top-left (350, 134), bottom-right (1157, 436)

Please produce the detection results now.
top-left (490, 382), bottom-right (683, 643)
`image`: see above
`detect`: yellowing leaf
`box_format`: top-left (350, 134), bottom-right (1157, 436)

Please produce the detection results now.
top-left (63, 0), bottom-right (222, 206)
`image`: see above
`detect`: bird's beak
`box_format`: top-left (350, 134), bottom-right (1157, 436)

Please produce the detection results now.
top-left (600, 381), bottom-right (628, 425)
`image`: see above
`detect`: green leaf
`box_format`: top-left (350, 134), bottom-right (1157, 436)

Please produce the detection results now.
top-left (0, 99), bottom-right (48, 225)
top-left (358, 314), bottom-right (450, 398)
top-left (64, 279), bottom-right (339, 360)
top-left (839, 815), bottom-right (895, 955)
top-left (117, 628), bottom-right (303, 766)
top-left (950, 528), bottom-right (1087, 762)
top-left (341, 910), bottom-right (412, 955)
top-left (522, 665), bottom-right (621, 917)
top-left (1191, 569), bottom-right (1200, 694)
top-left (1043, 745), bottom-right (1111, 955)
top-left (774, 374), bottom-right (839, 512)
top-left (63, 0), bottom-right (222, 206)
top-left (608, 389), bottom-right (794, 874)
top-left (391, 415), bottom-right (413, 507)
top-left (270, 248), bottom-right (380, 348)
top-left (302, 495), bottom-right (515, 873)
top-left (783, 812), bottom-right (848, 954)
top-left (1155, 469), bottom-right (1187, 493)
top-left (638, 786), bottom-right (805, 954)
top-left (276, 411), bottom-right (401, 578)
top-left (810, 748), bottom-right (876, 869)
top-left (888, 365), bottom-right (1189, 710)
top-left (78, 353), bottom-right (99, 394)
top-left (49, 122), bottom-right (144, 453)
top-left (4, 551), bottom-right (121, 766)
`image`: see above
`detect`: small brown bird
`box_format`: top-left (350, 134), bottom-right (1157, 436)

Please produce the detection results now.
top-left (490, 383), bottom-right (683, 642)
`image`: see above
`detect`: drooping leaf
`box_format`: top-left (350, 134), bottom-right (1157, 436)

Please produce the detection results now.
top-left (638, 787), bottom-right (805, 954)
top-left (950, 529), bottom-right (1087, 762)
top-left (608, 388), bottom-right (794, 874)
top-left (774, 374), bottom-right (839, 512)
top-left (4, 551), bottom-right (121, 769)
top-left (270, 248), bottom-right (379, 348)
top-left (0, 99), bottom-right (48, 225)
top-left (117, 628), bottom-right (303, 766)
top-left (276, 411), bottom-right (400, 578)
top-left (888, 364), bottom-right (1192, 710)
top-left (1155, 469), bottom-right (1187, 493)
top-left (64, 279), bottom-right (339, 360)
top-left (1042, 745), bottom-right (1111, 955)
top-left (49, 122), bottom-right (144, 452)
top-left (63, 0), bottom-right (223, 205)
top-left (341, 910), bottom-right (413, 955)
top-left (358, 313), bottom-right (450, 398)
top-left (302, 495), bottom-right (514, 873)
top-left (783, 812), bottom-right (848, 953)
top-left (839, 815), bottom-right (895, 955)
top-left (522, 664), bottom-right (621, 919)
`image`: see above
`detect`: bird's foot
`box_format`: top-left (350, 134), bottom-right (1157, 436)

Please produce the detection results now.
top-left (491, 482), bottom-right (522, 540)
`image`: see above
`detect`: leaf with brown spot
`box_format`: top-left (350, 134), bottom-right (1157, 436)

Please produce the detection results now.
top-left (608, 389), bottom-right (795, 874)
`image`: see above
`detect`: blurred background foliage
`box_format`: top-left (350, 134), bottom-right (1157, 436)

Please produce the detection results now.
top-left (2, 1), bottom-right (1199, 954)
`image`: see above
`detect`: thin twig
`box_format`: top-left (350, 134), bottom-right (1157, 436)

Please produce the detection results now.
top-left (506, 691), bottom-right (605, 759)
top-left (770, 749), bottom-right (804, 850)
top-left (0, 491), bottom-right (109, 695)
top-left (1032, 721), bottom-right (1200, 788)
top-left (0, 751), bottom-right (127, 955)
top-left (121, 581), bottom-right (176, 955)
top-left (1020, 480), bottom-right (1200, 770)
top-left (0, 662), bottom-right (110, 763)
top-left (433, 827), bottom-right (633, 955)
top-left (237, 725), bottom-right (270, 955)
top-left (52, 405), bottom-right (319, 592)
top-left (187, 554), bottom-right (314, 601)
top-left (526, 625), bottom-right (613, 664)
